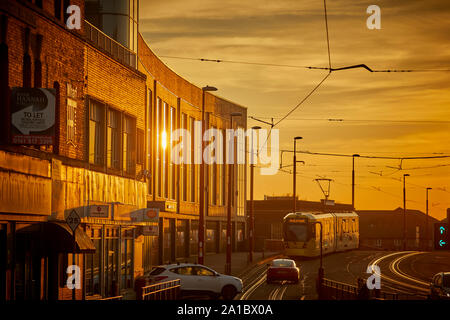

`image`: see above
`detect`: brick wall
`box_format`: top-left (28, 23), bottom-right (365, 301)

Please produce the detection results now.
top-left (5, 0), bottom-right (86, 160)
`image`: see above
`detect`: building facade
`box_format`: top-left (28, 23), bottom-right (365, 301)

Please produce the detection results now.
top-left (0, 0), bottom-right (247, 300)
top-left (358, 208), bottom-right (439, 251)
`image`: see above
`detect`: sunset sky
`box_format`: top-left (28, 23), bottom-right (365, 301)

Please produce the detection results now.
top-left (139, 0), bottom-right (450, 220)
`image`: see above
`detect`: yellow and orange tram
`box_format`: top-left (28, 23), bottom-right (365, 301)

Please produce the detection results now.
top-left (283, 211), bottom-right (359, 258)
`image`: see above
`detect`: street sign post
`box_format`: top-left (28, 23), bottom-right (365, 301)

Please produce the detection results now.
top-left (65, 209), bottom-right (80, 300)
top-left (434, 223), bottom-right (449, 250)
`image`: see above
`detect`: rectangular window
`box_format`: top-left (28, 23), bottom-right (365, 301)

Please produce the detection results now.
top-left (104, 227), bottom-right (119, 297)
top-left (85, 227), bottom-right (101, 297)
top-left (121, 228), bottom-right (134, 289)
top-left (107, 108), bottom-right (121, 170)
top-left (181, 113), bottom-right (187, 202)
top-left (89, 99), bottom-right (105, 166)
top-left (123, 115), bottom-right (136, 174)
top-left (164, 103), bottom-right (169, 199)
top-left (147, 89), bottom-right (152, 195)
top-left (54, 0), bottom-right (61, 19)
top-left (211, 126), bottom-right (217, 205)
top-left (156, 98), bottom-right (161, 197)
top-left (222, 129), bottom-right (226, 206)
top-left (67, 98), bottom-right (76, 144)
top-left (137, 128), bottom-right (144, 165)
top-left (171, 107), bottom-right (176, 200)
top-left (189, 117), bottom-right (195, 202)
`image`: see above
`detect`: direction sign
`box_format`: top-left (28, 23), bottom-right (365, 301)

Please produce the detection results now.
top-left (434, 223), bottom-right (449, 250)
top-left (66, 209), bottom-right (81, 233)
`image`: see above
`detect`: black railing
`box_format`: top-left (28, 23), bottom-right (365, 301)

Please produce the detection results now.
top-left (84, 20), bottom-right (137, 69)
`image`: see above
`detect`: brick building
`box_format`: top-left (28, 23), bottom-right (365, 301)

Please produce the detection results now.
top-left (0, 0), bottom-right (247, 300)
top-left (358, 208), bottom-right (440, 251)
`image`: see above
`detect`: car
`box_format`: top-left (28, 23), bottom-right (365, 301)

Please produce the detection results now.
top-left (266, 259), bottom-right (300, 284)
top-left (147, 263), bottom-right (243, 300)
top-left (430, 272), bottom-right (450, 299)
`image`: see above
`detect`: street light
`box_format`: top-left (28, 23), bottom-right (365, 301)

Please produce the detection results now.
top-left (352, 154), bottom-right (360, 211)
top-left (403, 173), bottom-right (410, 251)
top-left (249, 126), bottom-right (261, 263)
top-left (426, 187), bottom-right (432, 251)
top-left (198, 85), bottom-right (217, 265)
top-left (226, 112), bottom-right (242, 275)
top-left (293, 136), bottom-right (303, 213)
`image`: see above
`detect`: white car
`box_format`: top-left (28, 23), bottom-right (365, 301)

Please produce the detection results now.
top-left (147, 263), bottom-right (243, 300)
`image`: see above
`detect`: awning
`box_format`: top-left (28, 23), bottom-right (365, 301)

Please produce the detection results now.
top-left (46, 222), bottom-right (96, 254)
top-left (16, 222), bottom-right (97, 254)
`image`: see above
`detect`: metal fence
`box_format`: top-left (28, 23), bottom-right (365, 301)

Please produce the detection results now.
top-left (320, 278), bottom-right (359, 300)
top-left (142, 279), bottom-right (181, 300)
top-left (84, 20), bottom-right (137, 69)
top-left (99, 296), bottom-right (123, 301)
top-left (319, 278), bottom-right (432, 300)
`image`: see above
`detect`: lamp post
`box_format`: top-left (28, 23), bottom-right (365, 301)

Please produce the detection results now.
top-left (226, 112), bottom-right (242, 275)
top-left (249, 126), bottom-right (261, 263)
top-left (293, 137), bottom-right (303, 213)
top-left (403, 173), bottom-right (410, 251)
top-left (426, 187), bottom-right (432, 251)
top-left (312, 221), bottom-right (324, 299)
top-left (198, 85), bottom-right (217, 265)
top-left (352, 154), bottom-right (360, 211)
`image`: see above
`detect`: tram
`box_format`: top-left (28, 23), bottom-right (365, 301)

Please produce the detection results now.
top-left (283, 211), bottom-right (359, 258)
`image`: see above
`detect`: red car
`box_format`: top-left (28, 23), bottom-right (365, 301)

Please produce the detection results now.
top-left (266, 259), bottom-right (300, 284)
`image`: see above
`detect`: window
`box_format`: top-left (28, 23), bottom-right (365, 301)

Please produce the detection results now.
top-left (137, 128), bottom-right (144, 165)
top-left (107, 108), bottom-right (121, 170)
top-left (121, 228), bottom-right (134, 289)
top-left (123, 115), bottom-right (136, 174)
top-left (210, 126), bottom-right (217, 205)
top-left (85, 227), bottom-right (101, 296)
top-left (181, 113), bottom-right (187, 202)
top-left (149, 267), bottom-right (166, 275)
top-left (67, 98), bottom-right (76, 144)
top-left (172, 267), bottom-right (193, 275)
top-left (63, 0), bottom-right (70, 22)
top-left (170, 107), bottom-right (176, 200)
top-left (104, 227), bottom-right (119, 297)
top-left (89, 100), bottom-right (105, 165)
top-left (147, 89), bottom-right (152, 194)
top-left (193, 267), bottom-right (215, 276)
top-left (164, 103), bottom-right (169, 198)
top-left (143, 236), bottom-right (153, 274)
top-left (156, 98), bottom-right (161, 197)
top-left (189, 117), bottom-right (195, 202)
top-left (54, 0), bottom-right (61, 19)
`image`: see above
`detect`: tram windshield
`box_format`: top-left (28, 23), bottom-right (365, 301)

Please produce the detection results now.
top-left (284, 223), bottom-right (308, 242)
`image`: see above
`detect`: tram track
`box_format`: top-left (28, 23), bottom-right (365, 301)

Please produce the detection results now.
top-left (368, 251), bottom-right (429, 297)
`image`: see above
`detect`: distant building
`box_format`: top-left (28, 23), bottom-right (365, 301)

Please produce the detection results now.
top-left (357, 208), bottom-right (439, 251)
top-left (249, 196), bottom-right (353, 251)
